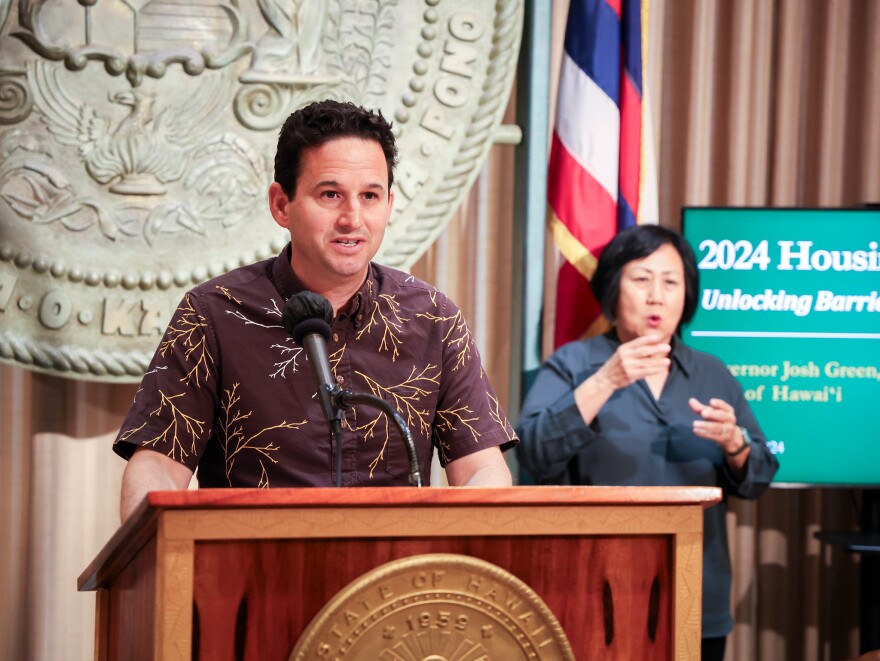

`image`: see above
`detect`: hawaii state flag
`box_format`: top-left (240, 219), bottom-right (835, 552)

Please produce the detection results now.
top-left (548, 0), bottom-right (658, 348)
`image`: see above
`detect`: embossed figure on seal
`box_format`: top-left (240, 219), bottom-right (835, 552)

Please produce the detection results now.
top-left (251, 0), bottom-right (328, 76)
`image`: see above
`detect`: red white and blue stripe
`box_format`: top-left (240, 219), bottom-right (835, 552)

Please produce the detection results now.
top-left (548, 0), bottom-right (658, 348)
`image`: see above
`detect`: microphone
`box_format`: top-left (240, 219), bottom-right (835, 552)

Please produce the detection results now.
top-left (282, 291), bottom-right (343, 433)
top-left (282, 290), bottom-right (423, 488)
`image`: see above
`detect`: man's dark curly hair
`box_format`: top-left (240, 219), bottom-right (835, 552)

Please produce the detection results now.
top-left (274, 100), bottom-right (398, 197)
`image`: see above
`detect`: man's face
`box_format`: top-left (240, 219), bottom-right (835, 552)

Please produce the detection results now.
top-left (269, 137), bottom-right (394, 293)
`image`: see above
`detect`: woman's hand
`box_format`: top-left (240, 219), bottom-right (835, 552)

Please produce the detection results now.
top-left (688, 396), bottom-right (742, 452)
top-left (593, 333), bottom-right (671, 390)
top-left (574, 334), bottom-right (670, 427)
top-left (689, 397), bottom-right (751, 472)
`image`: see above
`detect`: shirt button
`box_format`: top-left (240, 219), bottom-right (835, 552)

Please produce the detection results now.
top-left (332, 333), bottom-right (339, 342)
top-left (335, 375), bottom-right (344, 385)
top-left (356, 314), bottom-right (364, 321)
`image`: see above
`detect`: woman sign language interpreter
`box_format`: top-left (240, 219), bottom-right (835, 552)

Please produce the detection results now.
top-left (516, 225), bottom-right (779, 661)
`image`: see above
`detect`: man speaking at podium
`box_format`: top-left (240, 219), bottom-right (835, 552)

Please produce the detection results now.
top-left (113, 100), bottom-right (516, 521)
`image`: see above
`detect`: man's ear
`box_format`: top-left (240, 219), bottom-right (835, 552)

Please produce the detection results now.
top-left (268, 182), bottom-right (291, 229)
top-left (385, 189), bottom-right (394, 225)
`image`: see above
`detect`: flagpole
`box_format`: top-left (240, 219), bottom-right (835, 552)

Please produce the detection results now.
top-left (510, 0), bottom-right (552, 423)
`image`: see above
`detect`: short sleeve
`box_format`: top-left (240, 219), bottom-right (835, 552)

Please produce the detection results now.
top-left (113, 292), bottom-right (220, 470)
top-left (430, 295), bottom-right (517, 465)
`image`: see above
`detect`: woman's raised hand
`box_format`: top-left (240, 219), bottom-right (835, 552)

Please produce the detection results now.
top-left (595, 334), bottom-right (671, 391)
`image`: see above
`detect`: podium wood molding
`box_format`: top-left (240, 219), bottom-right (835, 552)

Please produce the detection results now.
top-left (80, 486), bottom-right (720, 660)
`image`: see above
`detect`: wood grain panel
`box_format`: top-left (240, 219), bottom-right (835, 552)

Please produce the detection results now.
top-left (155, 532), bottom-right (194, 661)
top-left (81, 487), bottom-right (712, 658)
top-left (192, 536), bottom-right (673, 661)
top-left (105, 535), bottom-right (157, 661)
top-left (162, 504), bottom-right (705, 541)
top-left (673, 531), bottom-right (704, 661)
top-left (94, 589), bottom-right (109, 661)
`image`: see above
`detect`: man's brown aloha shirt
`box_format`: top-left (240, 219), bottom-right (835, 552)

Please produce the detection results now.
top-left (114, 245), bottom-right (517, 487)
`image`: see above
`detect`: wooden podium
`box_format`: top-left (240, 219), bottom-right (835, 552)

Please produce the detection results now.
top-left (79, 486), bottom-right (720, 660)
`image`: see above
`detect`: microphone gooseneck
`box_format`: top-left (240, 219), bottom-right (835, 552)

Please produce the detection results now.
top-left (336, 391), bottom-right (423, 487)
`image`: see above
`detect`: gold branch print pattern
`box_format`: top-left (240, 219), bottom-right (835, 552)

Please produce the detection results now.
top-left (118, 421), bottom-right (146, 442)
top-left (159, 294), bottom-right (215, 387)
top-left (356, 293), bottom-right (409, 361)
top-left (434, 399), bottom-right (481, 468)
top-left (353, 365), bottom-right (440, 477)
top-left (215, 285), bottom-right (242, 305)
top-left (127, 390), bottom-right (206, 461)
top-left (435, 400), bottom-right (480, 443)
top-left (354, 408), bottom-right (391, 478)
top-left (329, 344), bottom-right (346, 372)
top-left (487, 392), bottom-right (517, 441)
top-left (220, 383), bottom-right (306, 487)
top-left (416, 308), bottom-right (473, 371)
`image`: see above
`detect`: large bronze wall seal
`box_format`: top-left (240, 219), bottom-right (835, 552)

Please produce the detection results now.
top-left (0, 0), bottom-right (522, 381)
top-left (289, 554), bottom-right (574, 660)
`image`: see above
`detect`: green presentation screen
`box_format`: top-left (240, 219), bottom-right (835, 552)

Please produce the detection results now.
top-left (681, 207), bottom-right (880, 486)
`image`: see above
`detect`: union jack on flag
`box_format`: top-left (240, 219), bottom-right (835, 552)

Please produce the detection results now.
top-left (548, 0), bottom-right (658, 348)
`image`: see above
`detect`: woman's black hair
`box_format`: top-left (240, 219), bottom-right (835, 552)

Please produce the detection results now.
top-left (590, 224), bottom-right (700, 329)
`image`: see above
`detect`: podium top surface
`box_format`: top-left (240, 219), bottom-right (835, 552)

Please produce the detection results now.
top-left (80, 486), bottom-right (720, 591)
top-left (146, 484), bottom-right (722, 509)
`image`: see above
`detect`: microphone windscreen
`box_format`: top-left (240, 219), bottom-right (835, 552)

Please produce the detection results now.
top-left (289, 317), bottom-right (331, 344)
top-left (283, 291), bottom-right (334, 343)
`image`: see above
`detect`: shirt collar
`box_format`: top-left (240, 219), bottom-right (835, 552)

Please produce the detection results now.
top-left (269, 243), bottom-right (378, 324)
top-left (669, 336), bottom-right (694, 378)
top-left (270, 243), bottom-right (298, 301)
